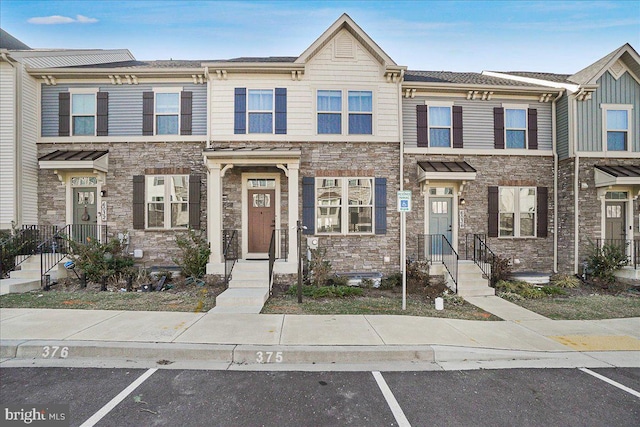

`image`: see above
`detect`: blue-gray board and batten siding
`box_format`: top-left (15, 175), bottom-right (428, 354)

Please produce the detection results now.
top-left (41, 83), bottom-right (207, 137)
top-left (576, 71), bottom-right (640, 152)
top-left (402, 97), bottom-right (553, 151)
top-left (556, 95), bottom-right (570, 160)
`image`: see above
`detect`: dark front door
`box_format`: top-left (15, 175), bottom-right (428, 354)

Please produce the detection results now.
top-left (429, 197), bottom-right (453, 255)
top-left (605, 201), bottom-right (626, 242)
top-left (73, 187), bottom-right (98, 243)
top-left (248, 189), bottom-right (275, 253)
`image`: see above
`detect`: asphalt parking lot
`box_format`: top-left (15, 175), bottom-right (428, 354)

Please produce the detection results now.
top-left (1, 367), bottom-right (638, 426)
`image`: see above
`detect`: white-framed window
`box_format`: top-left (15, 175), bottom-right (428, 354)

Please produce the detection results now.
top-left (348, 91), bottom-right (372, 134)
top-left (428, 104), bottom-right (452, 147)
top-left (499, 186), bottom-right (536, 237)
top-left (504, 105), bottom-right (527, 149)
top-left (248, 89), bottom-right (274, 133)
top-left (602, 104), bottom-right (633, 151)
top-left (317, 90), bottom-right (342, 134)
top-left (316, 177), bottom-right (374, 234)
top-left (71, 89), bottom-right (97, 136)
top-left (145, 175), bottom-right (189, 229)
top-left (155, 91), bottom-right (180, 135)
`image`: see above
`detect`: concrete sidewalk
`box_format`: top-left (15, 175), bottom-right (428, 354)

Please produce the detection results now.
top-left (1, 298), bottom-right (639, 370)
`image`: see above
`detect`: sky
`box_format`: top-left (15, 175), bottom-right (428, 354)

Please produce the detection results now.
top-left (1, 0), bottom-right (639, 74)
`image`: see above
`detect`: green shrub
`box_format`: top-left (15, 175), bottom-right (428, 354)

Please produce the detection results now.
top-left (550, 273), bottom-right (580, 288)
top-left (174, 229), bottom-right (211, 279)
top-left (360, 278), bottom-right (374, 289)
top-left (441, 290), bottom-right (464, 306)
top-left (498, 291), bottom-right (524, 302)
top-left (326, 274), bottom-right (349, 287)
top-left (540, 286), bottom-right (567, 296)
top-left (585, 241), bottom-right (628, 284)
top-left (287, 285), bottom-right (363, 298)
top-left (495, 280), bottom-right (545, 299)
top-left (380, 272), bottom-right (401, 290)
top-left (70, 234), bottom-right (135, 283)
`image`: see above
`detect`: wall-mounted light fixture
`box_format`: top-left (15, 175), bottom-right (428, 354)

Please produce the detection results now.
top-left (459, 198), bottom-right (466, 206)
top-left (100, 190), bottom-right (107, 197)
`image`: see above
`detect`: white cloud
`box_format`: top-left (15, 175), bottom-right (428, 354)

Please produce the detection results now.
top-left (28, 14), bottom-right (99, 25)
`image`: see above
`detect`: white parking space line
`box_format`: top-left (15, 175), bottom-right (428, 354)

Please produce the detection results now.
top-left (79, 368), bottom-right (158, 427)
top-left (372, 371), bottom-right (411, 427)
top-left (579, 368), bottom-right (640, 399)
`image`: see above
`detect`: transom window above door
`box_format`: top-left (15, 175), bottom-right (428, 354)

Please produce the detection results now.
top-left (248, 179), bottom-right (276, 189)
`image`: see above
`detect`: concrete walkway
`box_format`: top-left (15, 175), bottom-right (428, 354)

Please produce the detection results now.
top-left (1, 301), bottom-right (638, 369)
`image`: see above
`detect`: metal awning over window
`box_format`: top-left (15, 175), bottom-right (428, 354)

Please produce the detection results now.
top-left (417, 161), bottom-right (477, 183)
top-left (38, 150), bottom-right (109, 182)
top-left (594, 164), bottom-right (640, 187)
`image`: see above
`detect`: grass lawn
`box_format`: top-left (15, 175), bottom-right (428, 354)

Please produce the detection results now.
top-left (262, 293), bottom-right (501, 320)
top-left (514, 294), bottom-right (640, 320)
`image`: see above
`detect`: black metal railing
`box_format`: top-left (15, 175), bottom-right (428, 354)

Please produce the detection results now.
top-left (38, 224), bottom-right (108, 289)
top-left (223, 229), bottom-right (238, 287)
top-left (417, 234), bottom-right (459, 293)
top-left (268, 230), bottom-right (276, 295)
top-left (463, 233), bottom-right (486, 260)
top-left (595, 238), bottom-right (638, 268)
top-left (268, 228), bottom-right (289, 295)
top-left (471, 234), bottom-right (497, 286)
top-left (1, 225), bottom-right (60, 278)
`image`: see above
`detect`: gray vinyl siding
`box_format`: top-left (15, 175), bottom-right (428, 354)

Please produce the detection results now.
top-left (403, 96), bottom-right (553, 150)
top-left (576, 71), bottom-right (640, 152)
top-left (556, 95), bottom-right (569, 159)
top-left (41, 83), bottom-right (207, 137)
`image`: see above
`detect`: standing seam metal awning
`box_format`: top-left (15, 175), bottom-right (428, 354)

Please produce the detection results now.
top-left (38, 150), bottom-right (109, 172)
top-left (417, 161), bottom-right (477, 183)
top-left (594, 164), bottom-right (640, 187)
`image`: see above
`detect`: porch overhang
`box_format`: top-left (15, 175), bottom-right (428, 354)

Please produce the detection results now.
top-left (38, 150), bottom-right (109, 183)
top-left (203, 147), bottom-right (301, 174)
top-left (594, 164), bottom-right (640, 188)
top-left (417, 161), bottom-right (477, 183)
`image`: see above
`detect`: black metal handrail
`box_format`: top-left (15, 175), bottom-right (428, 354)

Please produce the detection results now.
top-left (417, 234), bottom-right (459, 293)
top-left (1, 225), bottom-right (59, 278)
top-left (441, 235), bottom-right (458, 293)
top-left (268, 230), bottom-right (276, 295)
top-left (38, 224), bottom-right (108, 289)
top-left (595, 238), bottom-right (636, 268)
top-left (472, 234), bottom-right (497, 286)
top-left (223, 229), bottom-right (238, 287)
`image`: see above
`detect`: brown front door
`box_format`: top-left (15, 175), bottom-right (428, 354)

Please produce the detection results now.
top-left (248, 189), bottom-right (275, 253)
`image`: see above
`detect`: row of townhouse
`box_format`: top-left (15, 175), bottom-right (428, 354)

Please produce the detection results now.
top-left (1, 15), bottom-right (639, 288)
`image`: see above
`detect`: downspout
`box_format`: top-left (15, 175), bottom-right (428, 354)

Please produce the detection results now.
top-left (204, 66), bottom-right (211, 149)
top-left (2, 53), bottom-right (20, 226)
top-left (552, 90), bottom-right (563, 273)
top-left (573, 95), bottom-right (580, 274)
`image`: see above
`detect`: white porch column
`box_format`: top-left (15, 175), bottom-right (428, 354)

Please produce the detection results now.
top-left (206, 161), bottom-right (224, 274)
top-left (287, 162), bottom-right (299, 267)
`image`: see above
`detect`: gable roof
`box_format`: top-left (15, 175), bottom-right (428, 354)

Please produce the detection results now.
top-left (568, 43), bottom-right (640, 85)
top-left (295, 13), bottom-right (400, 70)
top-left (0, 28), bottom-right (31, 50)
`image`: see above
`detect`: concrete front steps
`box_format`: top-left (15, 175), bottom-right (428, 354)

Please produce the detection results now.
top-left (1, 254), bottom-right (70, 295)
top-left (450, 260), bottom-right (495, 297)
top-left (210, 261), bottom-right (270, 314)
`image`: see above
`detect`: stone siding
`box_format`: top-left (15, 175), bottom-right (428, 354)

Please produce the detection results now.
top-left (404, 154), bottom-right (555, 273)
top-left (38, 142), bottom-right (208, 268)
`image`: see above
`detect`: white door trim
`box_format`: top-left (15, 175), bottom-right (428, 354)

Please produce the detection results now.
top-left (241, 172), bottom-right (281, 259)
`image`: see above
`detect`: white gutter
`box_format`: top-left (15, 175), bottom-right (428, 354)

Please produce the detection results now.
top-left (551, 90), bottom-right (564, 273)
top-left (481, 70), bottom-right (580, 93)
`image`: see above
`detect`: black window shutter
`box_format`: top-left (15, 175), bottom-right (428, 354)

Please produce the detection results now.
top-left (528, 108), bottom-right (538, 150)
top-left (58, 92), bottom-right (70, 136)
top-left (302, 177), bottom-right (315, 235)
top-left (142, 92), bottom-right (154, 136)
top-left (493, 107), bottom-right (505, 149)
top-left (488, 186), bottom-right (499, 238)
top-left (96, 92), bottom-right (109, 136)
top-left (133, 176), bottom-right (145, 230)
top-left (180, 91), bottom-right (193, 135)
top-left (375, 178), bottom-right (387, 235)
top-left (452, 105), bottom-right (463, 148)
top-left (234, 88), bottom-right (246, 134)
top-left (537, 186), bottom-right (548, 238)
top-left (189, 174), bottom-right (201, 229)
top-left (275, 88), bottom-right (287, 134)
top-left (416, 105), bottom-right (428, 147)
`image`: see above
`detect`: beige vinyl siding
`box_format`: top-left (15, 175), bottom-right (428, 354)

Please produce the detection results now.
top-left (0, 62), bottom-right (16, 228)
top-left (403, 96), bottom-right (553, 150)
top-left (20, 68), bottom-right (38, 224)
top-left (576, 71), bottom-right (640, 152)
top-left (210, 29), bottom-right (400, 142)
